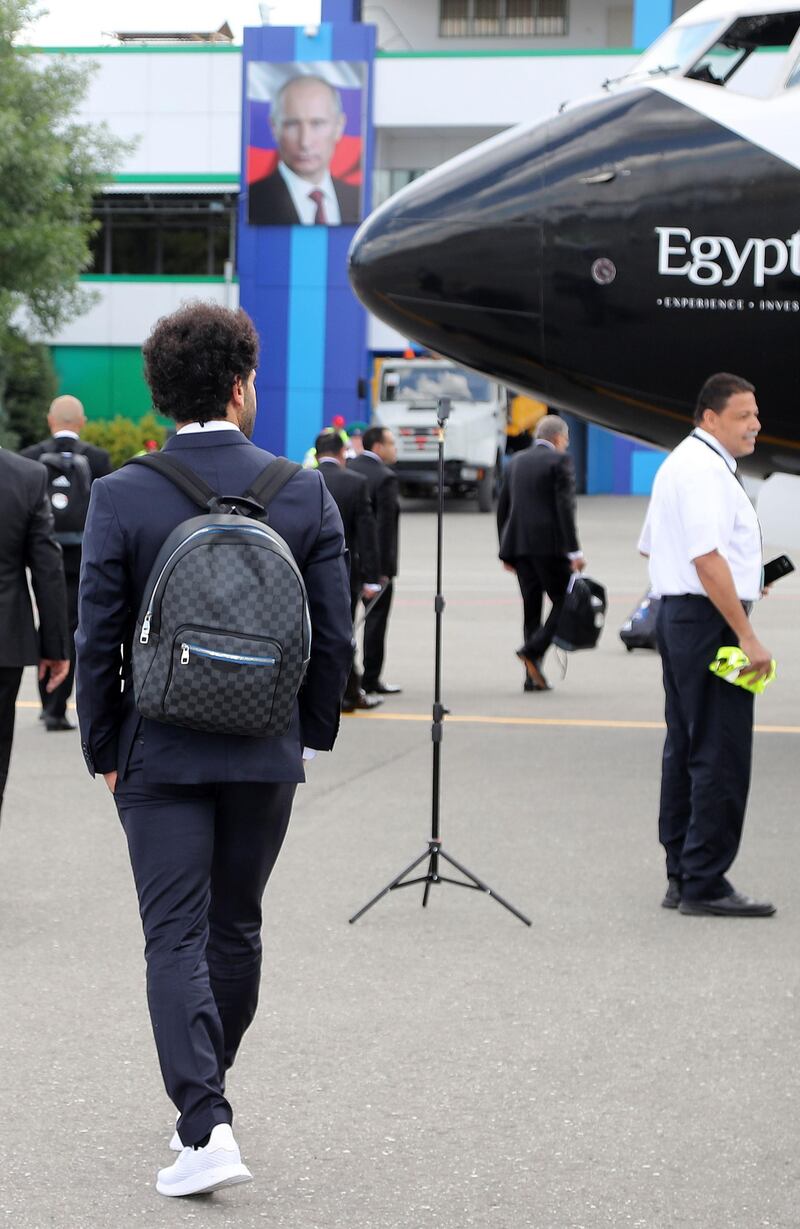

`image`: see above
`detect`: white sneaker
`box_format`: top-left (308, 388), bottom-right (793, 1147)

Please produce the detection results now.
top-left (169, 1126), bottom-right (183, 1152)
top-left (156, 1123), bottom-right (252, 1197)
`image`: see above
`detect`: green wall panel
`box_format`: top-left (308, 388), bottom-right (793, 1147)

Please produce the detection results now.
top-left (51, 346), bottom-right (153, 421)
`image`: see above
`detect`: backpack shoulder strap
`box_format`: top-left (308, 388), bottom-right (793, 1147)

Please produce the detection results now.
top-left (124, 453), bottom-right (219, 510)
top-left (243, 457), bottom-right (302, 510)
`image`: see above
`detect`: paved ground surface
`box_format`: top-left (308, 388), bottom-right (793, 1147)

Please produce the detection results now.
top-left (2, 494), bottom-right (798, 1229)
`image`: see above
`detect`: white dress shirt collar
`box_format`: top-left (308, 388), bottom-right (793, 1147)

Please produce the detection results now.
top-left (692, 427), bottom-right (737, 474)
top-left (176, 420), bottom-right (241, 435)
top-left (534, 438), bottom-right (556, 451)
top-left (53, 430), bottom-right (80, 440)
top-left (361, 449), bottom-right (382, 462)
top-left (278, 161), bottom-right (341, 226)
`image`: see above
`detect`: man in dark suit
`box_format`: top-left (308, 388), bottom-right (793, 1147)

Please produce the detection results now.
top-left (497, 415), bottom-right (585, 692)
top-left (75, 304), bottom-right (352, 1197)
top-left (315, 430), bottom-right (382, 711)
top-left (348, 425), bottom-right (402, 698)
top-left (248, 75), bottom-right (360, 227)
top-left (0, 450), bottom-right (70, 817)
top-left (22, 395), bottom-right (111, 730)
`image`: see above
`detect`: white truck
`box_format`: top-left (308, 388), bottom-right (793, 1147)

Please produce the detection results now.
top-left (372, 358), bottom-right (507, 512)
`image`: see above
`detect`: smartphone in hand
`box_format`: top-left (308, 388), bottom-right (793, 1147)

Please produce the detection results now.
top-left (763, 555), bottom-right (795, 586)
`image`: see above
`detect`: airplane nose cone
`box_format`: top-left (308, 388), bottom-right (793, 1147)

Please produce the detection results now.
top-left (349, 124), bottom-right (550, 389)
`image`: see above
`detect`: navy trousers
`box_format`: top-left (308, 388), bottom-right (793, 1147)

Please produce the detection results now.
top-left (656, 596), bottom-right (754, 901)
top-left (515, 555), bottom-right (572, 659)
top-left (362, 579), bottom-right (393, 693)
top-left (115, 739), bottom-right (296, 1146)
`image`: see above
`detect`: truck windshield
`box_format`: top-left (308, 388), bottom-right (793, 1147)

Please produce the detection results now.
top-left (382, 366), bottom-right (493, 402)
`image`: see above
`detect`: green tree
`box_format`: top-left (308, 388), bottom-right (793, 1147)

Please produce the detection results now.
top-left (0, 0), bottom-right (126, 336)
top-left (1, 326), bottom-right (57, 447)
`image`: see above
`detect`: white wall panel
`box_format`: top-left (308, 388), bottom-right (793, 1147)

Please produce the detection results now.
top-left (369, 0), bottom-right (634, 52)
top-left (45, 52), bottom-right (241, 178)
top-left (374, 52), bottom-right (638, 127)
top-left (48, 281), bottom-right (239, 347)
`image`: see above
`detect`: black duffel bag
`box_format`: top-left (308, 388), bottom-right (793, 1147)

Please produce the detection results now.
top-left (619, 591), bottom-right (661, 652)
top-left (553, 574), bottom-right (607, 652)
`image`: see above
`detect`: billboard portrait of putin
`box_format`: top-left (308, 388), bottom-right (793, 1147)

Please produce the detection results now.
top-left (246, 62), bottom-right (365, 227)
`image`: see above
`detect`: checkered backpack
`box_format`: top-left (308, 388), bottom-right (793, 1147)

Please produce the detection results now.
top-left (127, 453), bottom-right (311, 738)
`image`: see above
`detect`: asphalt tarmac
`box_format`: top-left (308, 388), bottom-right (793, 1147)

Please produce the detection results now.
top-left (1, 494), bottom-right (798, 1229)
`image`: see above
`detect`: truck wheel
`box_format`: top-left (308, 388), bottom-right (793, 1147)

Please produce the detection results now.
top-left (477, 465), bottom-right (495, 513)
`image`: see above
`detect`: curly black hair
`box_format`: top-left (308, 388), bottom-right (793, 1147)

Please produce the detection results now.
top-left (142, 302), bottom-right (260, 424)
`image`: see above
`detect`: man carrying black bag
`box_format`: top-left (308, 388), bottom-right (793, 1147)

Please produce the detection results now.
top-left (497, 415), bottom-right (586, 691)
top-left (76, 304), bottom-right (353, 1197)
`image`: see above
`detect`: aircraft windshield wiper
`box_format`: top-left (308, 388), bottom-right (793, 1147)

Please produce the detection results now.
top-left (603, 63), bottom-right (679, 90)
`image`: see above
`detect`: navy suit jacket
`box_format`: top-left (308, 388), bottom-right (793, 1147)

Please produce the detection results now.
top-left (497, 444), bottom-right (580, 562)
top-left (75, 430), bottom-right (353, 785)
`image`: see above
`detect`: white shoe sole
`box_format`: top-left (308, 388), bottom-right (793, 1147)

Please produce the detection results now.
top-left (156, 1163), bottom-right (253, 1197)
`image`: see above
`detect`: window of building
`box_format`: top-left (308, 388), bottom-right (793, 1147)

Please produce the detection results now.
top-left (372, 168), bottom-right (428, 209)
top-left (88, 193), bottom-right (236, 276)
top-left (439, 0), bottom-right (568, 39)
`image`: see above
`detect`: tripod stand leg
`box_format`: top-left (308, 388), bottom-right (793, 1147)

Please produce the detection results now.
top-left (348, 848), bottom-right (432, 924)
top-left (437, 848), bottom-right (532, 926)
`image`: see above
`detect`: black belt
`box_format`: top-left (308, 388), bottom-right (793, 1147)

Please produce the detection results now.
top-left (661, 594), bottom-right (753, 616)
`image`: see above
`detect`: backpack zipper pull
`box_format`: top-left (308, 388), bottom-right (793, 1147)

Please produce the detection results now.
top-left (140, 612), bottom-right (152, 644)
top-left (180, 644), bottom-right (190, 665)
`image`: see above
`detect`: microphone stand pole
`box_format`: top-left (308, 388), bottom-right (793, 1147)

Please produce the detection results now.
top-left (349, 398), bottom-right (531, 927)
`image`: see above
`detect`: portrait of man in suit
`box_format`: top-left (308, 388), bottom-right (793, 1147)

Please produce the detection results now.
top-left (247, 69), bottom-right (362, 227)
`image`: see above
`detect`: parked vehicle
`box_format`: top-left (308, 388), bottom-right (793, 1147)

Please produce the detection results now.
top-left (372, 358), bottom-right (507, 512)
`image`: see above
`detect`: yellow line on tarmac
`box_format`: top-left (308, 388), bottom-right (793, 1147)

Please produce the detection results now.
top-left (346, 711), bottom-right (800, 735)
top-left (18, 699), bottom-right (800, 735)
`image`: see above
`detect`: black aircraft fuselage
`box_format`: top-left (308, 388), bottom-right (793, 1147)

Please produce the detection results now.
top-left (349, 83), bottom-right (800, 476)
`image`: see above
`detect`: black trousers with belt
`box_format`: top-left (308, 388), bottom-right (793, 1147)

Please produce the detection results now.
top-left (515, 555), bottom-right (572, 659)
top-left (115, 739), bottom-right (296, 1146)
top-left (656, 595), bottom-right (754, 902)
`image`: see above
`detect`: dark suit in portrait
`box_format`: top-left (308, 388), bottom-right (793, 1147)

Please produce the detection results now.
top-left (76, 428), bottom-right (353, 1150)
top-left (347, 450), bottom-right (400, 694)
top-left (497, 441), bottom-right (581, 665)
top-left (21, 435), bottom-right (111, 725)
top-left (248, 170), bottom-right (360, 226)
top-left (0, 451), bottom-right (69, 814)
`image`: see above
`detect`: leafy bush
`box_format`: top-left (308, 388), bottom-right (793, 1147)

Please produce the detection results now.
top-left (80, 413), bottom-right (169, 469)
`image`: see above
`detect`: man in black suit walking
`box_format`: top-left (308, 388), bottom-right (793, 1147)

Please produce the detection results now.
top-left (348, 425), bottom-right (402, 697)
top-left (248, 75), bottom-right (360, 227)
top-left (22, 395), bottom-right (111, 730)
top-left (497, 415), bottom-right (585, 692)
top-left (0, 449), bottom-right (70, 817)
top-left (76, 304), bottom-right (353, 1197)
top-left (315, 430), bottom-right (382, 711)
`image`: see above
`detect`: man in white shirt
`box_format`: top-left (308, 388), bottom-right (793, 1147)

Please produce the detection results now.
top-left (639, 372), bottom-right (774, 918)
top-left (248, 75), bottom-right (360, 227)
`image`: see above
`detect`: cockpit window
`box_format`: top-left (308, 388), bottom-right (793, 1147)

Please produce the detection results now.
top-left (631, 20), bottom-right (721, 80)
top-left (787, 53), bottom-right (800, 87)
top-left (686, 12), bottom-right (800, 97)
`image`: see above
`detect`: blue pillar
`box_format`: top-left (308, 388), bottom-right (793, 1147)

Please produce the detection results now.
top-left (633, 0), bottom-right (674, 48)
top-left (238, 11), bottom-right (375, 460)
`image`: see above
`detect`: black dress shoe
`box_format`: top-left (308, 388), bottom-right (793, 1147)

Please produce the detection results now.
top-left (44, 715), bottom-right (76, 732)
top-left (679, 889), bottom-right (776, 917)
top-left (342, 691), bottom-right (383, 713)
top-left (367, 681), bottom-right (402, 695)
top-left (516, 652), bottom-right (551, 691)
top-left (661, 878), bottom-right (681, 909)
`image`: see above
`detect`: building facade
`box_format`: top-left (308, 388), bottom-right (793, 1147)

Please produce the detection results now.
top-left (38, 0), bottom-right (683, 490)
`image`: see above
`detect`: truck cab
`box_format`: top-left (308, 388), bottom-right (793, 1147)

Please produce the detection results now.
top-left (372, 358), bottom-right (507, 512)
